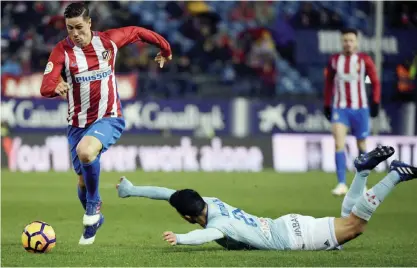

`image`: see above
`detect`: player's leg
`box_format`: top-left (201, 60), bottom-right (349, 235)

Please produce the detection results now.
top-left (341, 145), bottom-right (394, 217)
top-left (71, 128), bottom-right (105, 245)
top-left (352, 108), bottom-right (370, 156)
top-left (356, 139), bottom-right (367, 156)
top-left (78, 175), bottom-right (87, 210)
top-left (335, 160), bottom-right (417, 246)
top-left (331, 109), bottom-right (350, 195)
top-left (76, 135), bottom-right (103, 223)
top-left (68, 126), bottom-right (87, 210)
top-left (78, 117), bottom-right (125, 245)
top-left (296, 159), bottom-right (416, 250)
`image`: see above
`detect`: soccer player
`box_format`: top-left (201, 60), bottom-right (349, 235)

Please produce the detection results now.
top-left (324, 28), bottom-right (381, 196)
top-left (39, 2), bottom-right (172, 245)
top-left (116, 145), bottom-right (417, 250)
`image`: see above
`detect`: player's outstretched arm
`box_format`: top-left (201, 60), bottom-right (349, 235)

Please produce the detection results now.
top-left (40, 43), bottom-right (68, 98)
top-left (105, 26), bottom-right (172, 67)
top-left (117, 177), bottom-right (175, 201)
top-left (364, 54), bottom-right (381, 118)
top-left (323, 56), bottom-right (336, 121)
top-left (163, 229), bottom-right (225, 246)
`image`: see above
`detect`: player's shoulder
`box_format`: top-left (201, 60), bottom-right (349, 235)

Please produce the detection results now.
top-left (52, 39), bottom-right (67, 51)
top-left (99, 27), bottom-right (127, 39)
top-left (329, 53), bottom-right (342, 59)
top-left (357, 52), bottom-right (373, 61)
top-left (357, 52), bottom-right (370, 57)
top-left (327, 53), bottom-right (343, 64)
top-left (206, 215), bottom-right (231, 229)
top-left (96, 30), bottom-right (110, 38)
top-left (48, 39), bottom-right (69, 59)
top-left (327, 53), bottom-right (341, 68)
top-left (203, 197), bottom-right (219, 203)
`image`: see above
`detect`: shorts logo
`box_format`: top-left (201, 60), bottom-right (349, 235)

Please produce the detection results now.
top-left (333, 112), bottom-right (339, 120)
top-left (44, 62), bottom-right (53, 75)
top-left (94, 130), bottom-right (105, 137)
top-left (102, 50), bottom-right (112, 61)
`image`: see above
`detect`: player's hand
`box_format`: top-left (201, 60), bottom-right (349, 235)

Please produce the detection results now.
top-left (370, 102), bottom-right (380, 118)
top-left (163, 231), bottom-right (177, 246)
top-left (154, 52), bottom-right (172, 68)
top-left (54, 80), bottom-right (70, 96)
top-left (324, 106), bottom-right (332, 121)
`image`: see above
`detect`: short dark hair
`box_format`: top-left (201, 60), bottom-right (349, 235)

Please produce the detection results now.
top-left (169, 189), bottom-right (205, 217)
top-left (64, 2), bottom-right (90, 19)
top-left (341, 28), bottom-right (358, 36)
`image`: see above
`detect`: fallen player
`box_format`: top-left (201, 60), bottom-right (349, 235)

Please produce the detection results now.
top-left (116, 145), bottom-right (416, 250)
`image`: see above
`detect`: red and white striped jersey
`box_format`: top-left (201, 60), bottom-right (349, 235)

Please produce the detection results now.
top-left (40, 26), bottom-right (171, 128)
top-left (324, 53), bottom-right (380, 109)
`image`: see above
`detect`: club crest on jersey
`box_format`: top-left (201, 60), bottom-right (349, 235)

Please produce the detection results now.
top-left (102, 50), bottom-right (112, 61)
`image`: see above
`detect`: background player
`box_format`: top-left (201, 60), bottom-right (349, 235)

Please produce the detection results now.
top-left (324, 28), bottom-right (381, 196)
top-left (116, 146), bottom-right (416, 250)
top-left (39, 2), bottom-right (172, 245)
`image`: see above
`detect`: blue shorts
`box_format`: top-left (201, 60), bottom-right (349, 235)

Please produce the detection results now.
top-left (331, 108), bottom-right (370, 139)
top-left (67, 117), bottom-right (125, 175)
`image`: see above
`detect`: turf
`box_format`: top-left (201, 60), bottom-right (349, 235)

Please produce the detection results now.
top-left (1, 170), bottom-right (417, 267)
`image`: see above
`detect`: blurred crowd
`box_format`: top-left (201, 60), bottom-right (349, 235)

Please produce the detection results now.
top-left (2, 1), bottom-right (416, 99)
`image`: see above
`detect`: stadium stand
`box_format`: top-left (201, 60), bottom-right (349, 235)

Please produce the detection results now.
top-left (2, 1), bottom-right (416, 99)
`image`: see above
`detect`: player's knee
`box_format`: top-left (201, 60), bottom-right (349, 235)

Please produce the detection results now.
top-left (76, 143), bottom-right (99, 163)
top-left (334, 138), bottom-right (345, 151)
top-left (335, 142), bottom-right (345, 151)
top-left (332, 133), bottom-right (345, 151)
top-left (332, 124), bottom-right (347, 151)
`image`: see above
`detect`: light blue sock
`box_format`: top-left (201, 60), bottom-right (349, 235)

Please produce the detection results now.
top-left (352, 171), bottom-right (400, 221)
top-left (81, 157), bottom-right (101, 203)
top-left (335, 151), bottom-right (346, 184)
top-left (77, 185), bottom-right (87, 210)
top-left (341, 170), bottom-right (370, 217)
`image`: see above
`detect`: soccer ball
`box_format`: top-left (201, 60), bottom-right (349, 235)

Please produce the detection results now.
top-left (21, 221), bottom-right (56, 253)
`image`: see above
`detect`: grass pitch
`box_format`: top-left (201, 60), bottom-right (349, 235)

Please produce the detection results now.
top-left (1, 170), bottom-right (417, 267)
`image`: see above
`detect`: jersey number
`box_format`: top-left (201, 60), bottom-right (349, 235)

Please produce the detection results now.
top-left (232, 209), bottom-right (257, 227)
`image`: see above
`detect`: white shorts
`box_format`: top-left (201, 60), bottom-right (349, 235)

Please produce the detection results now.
top-left (280, 214), bottom-right (339, 251)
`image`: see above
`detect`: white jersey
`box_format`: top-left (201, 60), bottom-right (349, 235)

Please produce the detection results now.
top-left (204, 197), bottom-right (290, 250)
top-left (120, 184), bottom-right (339, 251)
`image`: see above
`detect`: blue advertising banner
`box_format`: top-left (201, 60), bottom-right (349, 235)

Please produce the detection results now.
top-left (1, 98), bottom-right (404, 135)
top-left (0, 98), bottom-right (231, 135)
top-left (250, 100), bottom-right (401, 135)
top-left (295, 30), bottom-right (417, 65)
